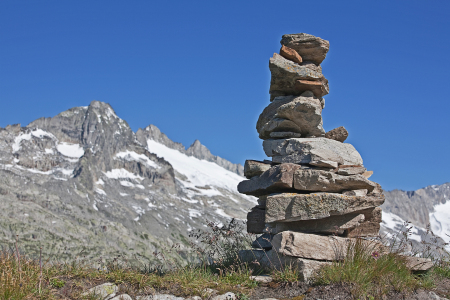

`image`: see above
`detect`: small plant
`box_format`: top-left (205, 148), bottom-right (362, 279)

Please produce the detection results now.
top-left (50, 277), bottom-right (66, 288)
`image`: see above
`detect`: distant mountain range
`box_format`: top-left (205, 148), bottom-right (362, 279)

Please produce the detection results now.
top-left (0, 101), bottom-right (448, 261)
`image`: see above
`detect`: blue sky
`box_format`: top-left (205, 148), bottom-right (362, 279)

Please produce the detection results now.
top-left (1, 1), bottom-right (449, 191)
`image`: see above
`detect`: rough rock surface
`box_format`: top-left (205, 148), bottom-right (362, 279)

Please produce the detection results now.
top-left (294, 79), bottom-right (329, 98)
top-left (251, 233), bottom-right (274, 250)
top-left (337, 165), bottom-right (366, 175)
top-left (271, 231), bottom-right (385, 261)
top-left (345, 207), bottom-right (382, 237)
top-left (257, 95), bottom-right (325, 139)
top-left (272, 213), bottom-right (365, 235)
top-left (403, 256), bottom-right (434, 271)
top-left (269, 53), bottom-right (328, 97)
top-left (279, 45), bottom-right (303, 65)
top-left (263, 137), bottom-right (363, 166)
top-left (280, 33), bottom-right (330, 65)
top-left (239, 249), bottom-right (329, 282)
top-left (324, 126), bottom-right (349, 142)
top-left (238, 165), bottom-right (375, 196)
top-left (238, 163), bottom-right (301, 196)
top-left (293, 169), bottom-right (376, 193)
top-left (81, 282), bottom-right (118, 299)
top-left (244, 160), bottom-right (271, 179)
top-left (265, 192), bottom-right (385, 223)
top-left (247, 207), bottom-right (266, 233)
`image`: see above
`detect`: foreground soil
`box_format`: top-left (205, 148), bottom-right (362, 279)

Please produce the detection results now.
top-left (48, 276), bottom-right (450, 300)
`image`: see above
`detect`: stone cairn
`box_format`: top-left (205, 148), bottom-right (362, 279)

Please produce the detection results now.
top-left (237, 33), bottom-right (387, 281)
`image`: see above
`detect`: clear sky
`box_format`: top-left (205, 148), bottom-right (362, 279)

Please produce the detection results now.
top-left (1, 1), bottom-right (449, 191)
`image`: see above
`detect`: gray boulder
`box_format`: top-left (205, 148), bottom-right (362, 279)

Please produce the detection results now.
top-left (257, 95), bottom-right (325, 140)
top-left (81, 282), bottom-right (118, 299)
top-left (280, 33), bottom-right (330, 65)
top-left (269, 53), bottom-right (328, 97)
top-left (265, 192), bottom-right (385, 223)
top-left (263, 137), bottom-right (363, 166)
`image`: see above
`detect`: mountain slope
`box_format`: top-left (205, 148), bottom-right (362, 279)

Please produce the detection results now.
top-left (0, 101), bottom-right (255, 261)
top-left (381, 183), bottom-right (450, 251)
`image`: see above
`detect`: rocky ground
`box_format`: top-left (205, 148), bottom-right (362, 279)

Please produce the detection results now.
top-left (46, 277), bottom-right (450, 300)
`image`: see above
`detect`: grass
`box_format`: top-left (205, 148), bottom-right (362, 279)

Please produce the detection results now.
top-left (314, 238), bottom-right (430, 299)
top-left (1, 220), bottom-right (450, 300)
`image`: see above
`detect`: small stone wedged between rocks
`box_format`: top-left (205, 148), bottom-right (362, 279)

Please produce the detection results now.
top-left (279, 45), bottom-right (303, 64)
top-left (325, 126), bottom-right (349, 142)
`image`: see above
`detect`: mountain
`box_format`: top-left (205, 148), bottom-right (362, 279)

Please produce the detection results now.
top-left (0, 101), bottom-right (255, 262)
top-left (1, 100), bottom-right (448, 261)
top-left (381, 183), bottom-right (450, 252)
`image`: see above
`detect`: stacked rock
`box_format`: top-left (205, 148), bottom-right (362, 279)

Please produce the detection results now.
top-left (238, 33), bottom-right (385, 280)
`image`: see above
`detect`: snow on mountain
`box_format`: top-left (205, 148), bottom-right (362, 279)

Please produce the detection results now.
top-left (146, 139), bottom-right (255, 203)
top-left (429, 200), bottom-right (450, 247)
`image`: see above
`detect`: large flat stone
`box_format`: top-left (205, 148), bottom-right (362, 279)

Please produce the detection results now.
top-left (293, 169), bottom-right (376, 193)
top-left (273, 213), bottom-right (366, 235)
top-left (265, 192), bottom-right (385, 223)
top-left (257, 95), bottom-right (324, 139)
top-left (280, 33), bottom-right (330, 65)
top-left (271, 231), bottom-right (385, 261)
top-left (263, 137), bottom-right (363, 166)
top-left (239, 165), bottom-right (376, 196)
top-left (238, 163), bottom-right (300, 196)
top-left (269, 53), bottom-right (328, 96)
top-left (238, 249), bottom-right (329, 282)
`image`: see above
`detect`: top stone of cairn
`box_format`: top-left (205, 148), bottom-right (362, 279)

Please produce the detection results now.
top-left (281, 33), bottom-right (330, 65)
